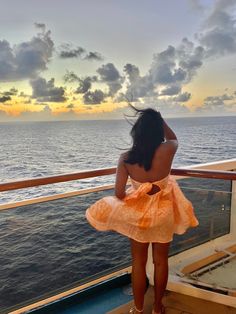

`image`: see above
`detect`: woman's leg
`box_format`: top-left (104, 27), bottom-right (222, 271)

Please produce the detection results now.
top-left (152, 242), bottom-right (170, 313)
top-left (130, 239), bottom-right (149, 313)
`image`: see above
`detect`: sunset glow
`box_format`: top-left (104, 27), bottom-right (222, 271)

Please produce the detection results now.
top-left (0, 0), bottom-right (236, 121)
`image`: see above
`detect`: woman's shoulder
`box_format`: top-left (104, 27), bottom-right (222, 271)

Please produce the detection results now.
top-left (119, 151), bottom-right (129, 162)
top-left (160, 139), bottom-right (178, 152)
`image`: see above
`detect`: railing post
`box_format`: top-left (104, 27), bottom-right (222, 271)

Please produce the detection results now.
top-left (210, 216), bottom-right (214, 240)
top-left (230, 180), bottom-right (236, 238)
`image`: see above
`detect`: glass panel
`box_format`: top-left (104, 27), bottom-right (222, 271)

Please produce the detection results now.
top-left (171, 178), bottom-right (232, 255)
top-left (0, 189), bottom-right (131, 312)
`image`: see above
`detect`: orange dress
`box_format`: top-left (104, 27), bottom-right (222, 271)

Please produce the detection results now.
top-left (86, 175), bottom-right (199, 243)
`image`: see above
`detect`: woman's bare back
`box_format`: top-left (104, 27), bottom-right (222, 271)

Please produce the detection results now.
top-left (124, 140), bottom-right (178, 183)
top-left (115, 117), bottom-right (178, 199)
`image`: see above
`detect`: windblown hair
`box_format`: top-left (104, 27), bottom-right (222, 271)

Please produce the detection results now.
top-left (125, 107), bottom-right (164, 171)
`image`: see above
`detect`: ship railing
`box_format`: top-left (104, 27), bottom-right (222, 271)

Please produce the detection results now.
top-left (0, 159), bottom-right (235, 313)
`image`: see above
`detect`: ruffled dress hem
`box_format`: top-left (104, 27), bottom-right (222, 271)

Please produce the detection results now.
top-left (86, 175), bottom-right (199, 243)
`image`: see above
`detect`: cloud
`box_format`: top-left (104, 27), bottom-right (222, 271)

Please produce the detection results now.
top-left (34, 22), bottom-right (46, 32)
top-left (199, 92), bottom-right (236, 113)
top-left (204, 93), bottom-right (235, 108)
top-left (19, 105), bottom-right (55, 121)
top-left (177, 39), bottom-right (204, 78)
top-left (198, 0), bottom-right (236, 57)
top-left (97, 63), bottom-right (124, 96)
top-left (30, 76), bottom-right (66, 102)
top-left (0, 95), bottom-right (11, 103)
top-left (205, 94), bottom-right (234, 102)
top-left (59, 44), bottom-right (85, 58)
top-left (120, 2), bottom-right (236, 106)
top-left (160, 85), bottom-right (181, 96)
top-left (84, 51), bottom-right (103, 61)
top-left (122, 63), bottom-right (154, 99)
top-left (75, 76), bottom-right (97, 94)
top-left (66, 104), bottom-right (74, 109)
top-left (0, 87), bottom-right (18, 103)
top-left (132, 98), bottom-right (191, 117)
top-left (124, 64), bottom-right (140, 83)
top-left (63, 71), bottom-right (97, 94)
top-left (151, 40), bottom-right (204, 86)
top-left (173, 92), bottom-right (191, 102)
top-left (150, 46), bottom-right (186, 85)
top-left (187, 0), bottom-right (205, 12)
top-left (63, 71), bottom-right (80, 83)
top-left (3, 87), bottom-right (18, 96)
top-left (58, 44), bottom-right (103, 61)
top-left (97, 63), bottom-right (120, 81)
top-left (83, 89), bottom-right (105, 104)
top-left (0, 105), bottom-right (54, 122)
top-left (123, 38), bottom-right (203, 101)
top-left (0, 27), bottom-right (54, 82)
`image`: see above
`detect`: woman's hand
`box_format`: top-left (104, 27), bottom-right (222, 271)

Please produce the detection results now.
top-left (115, 153), bottom-right (128, 199)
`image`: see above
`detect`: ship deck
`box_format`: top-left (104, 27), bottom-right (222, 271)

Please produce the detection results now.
top-left (110, 286), bottom-right (236, 314)
top-left (2, 159), bottom-right (236, 314)
top-left (10, 243), bottom-right (236, 314)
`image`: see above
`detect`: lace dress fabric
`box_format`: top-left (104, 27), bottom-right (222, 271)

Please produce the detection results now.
top-left (86, 175), bottom-right (199, 243)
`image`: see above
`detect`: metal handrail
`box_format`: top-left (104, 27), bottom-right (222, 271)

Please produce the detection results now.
top-left (0, 167), bottom-right (235, 192)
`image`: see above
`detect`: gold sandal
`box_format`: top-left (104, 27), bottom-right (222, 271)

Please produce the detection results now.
top-left (129, 306), bottom-right (144, 313)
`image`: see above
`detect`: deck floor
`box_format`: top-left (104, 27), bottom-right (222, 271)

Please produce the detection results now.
top-left (108, 286), bottom-right (236, 314)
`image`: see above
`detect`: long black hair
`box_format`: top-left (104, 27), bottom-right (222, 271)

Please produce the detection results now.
top-left (124, 107), bottom-right (164, 171)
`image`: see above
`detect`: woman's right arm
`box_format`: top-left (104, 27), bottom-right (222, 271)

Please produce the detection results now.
top-left (162, 119), bottom-right (178, 154)
top-left (163, 119), bottom-right (177, 141)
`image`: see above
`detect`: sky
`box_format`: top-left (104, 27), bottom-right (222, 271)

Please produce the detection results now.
top-left (0, 0), bottom-right (236, 121)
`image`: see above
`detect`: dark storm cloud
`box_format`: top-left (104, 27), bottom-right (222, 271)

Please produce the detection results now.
top-left (30, 77), bottom-right (66, 102)
top-left (0, 27), bottom-right (54, 82)
top-left (83, 89), bottom-right (105, 104)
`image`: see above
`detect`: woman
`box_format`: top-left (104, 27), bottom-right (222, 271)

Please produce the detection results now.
top-left (86, 108), bottom-right (198, 314)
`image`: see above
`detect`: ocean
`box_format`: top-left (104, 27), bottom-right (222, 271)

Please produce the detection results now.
top-left (0, 116), bottom-right (235, 312)
top-left (0, 116), bottom-right (235, 204)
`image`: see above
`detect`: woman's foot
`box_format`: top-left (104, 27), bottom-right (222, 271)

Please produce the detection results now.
top-left (129, 306), bottom-right (143, 313)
